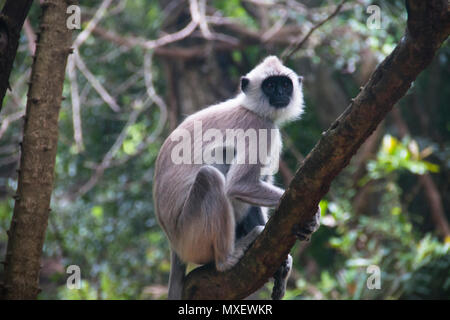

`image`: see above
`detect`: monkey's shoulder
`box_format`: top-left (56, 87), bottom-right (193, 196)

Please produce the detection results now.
top-left (179, 97), bottom-right (276, 133)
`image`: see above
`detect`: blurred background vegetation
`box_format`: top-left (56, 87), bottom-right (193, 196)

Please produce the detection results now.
top-left (0, 0), bottom-right (449, 299)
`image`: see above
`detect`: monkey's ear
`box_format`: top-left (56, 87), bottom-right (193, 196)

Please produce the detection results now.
top-left (298, 76), bottom-right (304, 85)
top-left (241, 77), bottom-right (250, 93)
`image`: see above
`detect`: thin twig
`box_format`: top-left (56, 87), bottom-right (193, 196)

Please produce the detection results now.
top-left (282, 0), bottom-right (347, 60)
top-left (111, 51), bottom-right (168, 166)
top-left (70, 52), bottom-right (168, 198)
top-left (142, 20), bottom-right (198, 49)
top-left (65, 0), bottom-right (117, 151)
top-left (89, 20), bottom-right (198, 51)
top-left (74, 50), bottom-right (121, 112)
top-left (67, 55), bottom-right (84, 151)
top-left (0, 111), bottom-right (24, 139)
top-left (261, 9), bottom-right (288, 43)
top-left (23, 18), bottom-right (36, 55)
top-left (73, 0), bottom-right (114, 49)
top-left (189, 0), bottom-right (212, 39)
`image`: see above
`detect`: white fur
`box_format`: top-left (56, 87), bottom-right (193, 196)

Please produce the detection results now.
top-left (181, 56), bottom-right (304, 126)
top-left (240, 56), bottom-right (304, 124)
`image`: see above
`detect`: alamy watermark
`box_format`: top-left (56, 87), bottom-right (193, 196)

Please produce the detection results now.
top-left (66, 265), bottom-right (81, 289)
top-left (366, 5), bottom-right (382, 30)
top-left (366, 265), bottom-right (381, 290)
top-left (66, 5), bottom-right (81, 30)
top-left (65, 4), bottom-right (384, 33)
top-left (169, 120), bottom-right (280, 175)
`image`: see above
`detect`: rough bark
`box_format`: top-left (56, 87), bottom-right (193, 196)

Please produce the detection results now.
top-left (0, 0), bottom-right (34, 112)
top-left (1, 0), bottom-right (77, 300)
top-left (182, 0), bottom-right (450, 299)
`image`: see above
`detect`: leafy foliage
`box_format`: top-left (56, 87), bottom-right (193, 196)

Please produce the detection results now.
top-left (0, 0), bottom-right (448, 300)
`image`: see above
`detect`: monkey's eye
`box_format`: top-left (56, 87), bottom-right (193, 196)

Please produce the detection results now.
top-left (265, 81), bottom-right (274, 91)
top-left (283, 79), bottom-right (293, 88)
top-left (262, 77), bottom-right (281, 95)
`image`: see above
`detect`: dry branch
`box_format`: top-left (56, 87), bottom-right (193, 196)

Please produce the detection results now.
top-left (67, 55), bottom-right (84, 151)
top-left (281, 0), bottom-right (347, 60)
top-left (23, 18), bottom-right (36, 55)
top-left (69, 52), bottom-right (168, 199)
top-left (182, 0), bottom-right (450, 299)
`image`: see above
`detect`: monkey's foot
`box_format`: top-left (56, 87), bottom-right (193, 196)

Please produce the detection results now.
top-left (293, 207), bottom-right (321, 242)
top-left (271, 254), bottom-right (292, 300)
top-left (216, 225), bottom-right (264, 272)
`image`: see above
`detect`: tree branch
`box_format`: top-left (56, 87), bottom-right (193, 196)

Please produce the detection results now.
top-left (182, 0), bottom-right (450, 299)
top-left (281, 0), bottom-right (347, 60)
top-left (67, 54), bottom-right (84, 151)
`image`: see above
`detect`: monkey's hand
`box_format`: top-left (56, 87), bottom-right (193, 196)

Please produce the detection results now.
top-left (293, 207), bottom-right (321, 242)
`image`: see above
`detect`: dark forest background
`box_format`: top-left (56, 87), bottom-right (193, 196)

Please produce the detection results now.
top-left (0, 0), bottom-right (449, 299)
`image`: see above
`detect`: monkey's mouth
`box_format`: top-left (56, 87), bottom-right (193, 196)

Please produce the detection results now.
top-left (270, 98), bottom-right (290, 108)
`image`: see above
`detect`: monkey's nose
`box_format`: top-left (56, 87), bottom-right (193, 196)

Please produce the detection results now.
top-left (276, 86), bottom-right (284, 95)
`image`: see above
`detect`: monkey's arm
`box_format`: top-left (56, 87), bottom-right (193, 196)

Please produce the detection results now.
top-left (225, 164), bottom-right (284, 207)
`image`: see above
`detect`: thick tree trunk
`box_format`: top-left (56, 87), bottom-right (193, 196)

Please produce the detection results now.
top-left (1, 0), bottom-right (77, 300)
top-left (182, 0), bottom-right (450, 299)
top-left (0, 0), bottom-right (34, 112)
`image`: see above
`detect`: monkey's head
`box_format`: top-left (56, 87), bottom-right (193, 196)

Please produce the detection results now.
top-left (240, 56), bottom-right (304, 124)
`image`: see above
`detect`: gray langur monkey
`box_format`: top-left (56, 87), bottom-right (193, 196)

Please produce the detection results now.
top-left (153, 56), bottom-right (320, 300)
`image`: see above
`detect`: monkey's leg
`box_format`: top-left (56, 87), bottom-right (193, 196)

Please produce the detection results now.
top-left (168, 250), bottom-right (187, 300)
top-left (180, 165), bottom-right (255, 272)
top-left (293, 207), bottom-right (321, 241)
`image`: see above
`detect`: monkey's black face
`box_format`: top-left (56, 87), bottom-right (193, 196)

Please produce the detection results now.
top-left (261, 76), bottom-right (293, 108)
